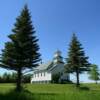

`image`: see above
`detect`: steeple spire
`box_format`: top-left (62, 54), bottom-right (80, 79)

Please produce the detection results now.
top-left (53, 50), bottom-right (64, 64)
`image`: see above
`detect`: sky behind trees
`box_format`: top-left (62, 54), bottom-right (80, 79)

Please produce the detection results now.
top-left (0, 0), bottom-right (100, 82)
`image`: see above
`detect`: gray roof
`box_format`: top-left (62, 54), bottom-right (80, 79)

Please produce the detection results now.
top-left (36, 61), bottom-right (53, 71)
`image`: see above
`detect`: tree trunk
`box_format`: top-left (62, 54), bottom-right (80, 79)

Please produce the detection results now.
top-left (16, 68), bottom-right (22, 92)
top-left (67, 73), bottom-right (70, 82)
top-left (95, 80), bottom-right (98, 84)
top-left (76, 70), bottom-right (80, 87)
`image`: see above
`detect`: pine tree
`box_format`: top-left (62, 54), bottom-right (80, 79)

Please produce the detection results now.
top-left (0, 5), bottom-right (40, 91)
top-left (88, 64), bottom-right (99, 84)
top-left (65, 33), bottom-right (90, 87)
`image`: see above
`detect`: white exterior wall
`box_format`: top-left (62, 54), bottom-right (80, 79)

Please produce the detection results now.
top-left (31, 72), bottom-right (51, 83)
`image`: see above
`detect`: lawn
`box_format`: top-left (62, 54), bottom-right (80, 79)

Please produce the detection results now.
top-left (0, 83), bottom-right (100, 100)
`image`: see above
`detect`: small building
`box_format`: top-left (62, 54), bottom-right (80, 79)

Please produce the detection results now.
top-left (31, 50), bottom-right (69, 83)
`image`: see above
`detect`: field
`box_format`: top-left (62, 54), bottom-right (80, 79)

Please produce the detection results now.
top-left (0, 83), bottom-right (100, 100)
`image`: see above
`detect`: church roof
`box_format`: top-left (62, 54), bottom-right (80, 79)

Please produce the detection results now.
top-left (34, 50), bottom-right (64, 72)
top-left (36, 61), bottom-right (53, 71)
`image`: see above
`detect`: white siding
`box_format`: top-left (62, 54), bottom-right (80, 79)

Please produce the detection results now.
top-left (31, 72), bottom-right (51, 83)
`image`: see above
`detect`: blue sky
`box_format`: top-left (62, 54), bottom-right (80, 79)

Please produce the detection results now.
top-left (0, 0), bottom-right (100, 82)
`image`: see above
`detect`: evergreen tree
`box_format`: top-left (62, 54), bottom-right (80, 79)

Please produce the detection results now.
top-left (65, 33), bottom-right (90, 87)
top-left (0, 5), bottom-right (40, 91)
top-left (88, 64), bottom-right (99, 84)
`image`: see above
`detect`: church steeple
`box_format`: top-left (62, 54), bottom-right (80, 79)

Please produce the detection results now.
top-left (53, 50), bottom-right (64, 64)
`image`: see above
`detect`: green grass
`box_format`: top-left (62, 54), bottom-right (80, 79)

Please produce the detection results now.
top-left (0, 83), bottom-right (100, 100)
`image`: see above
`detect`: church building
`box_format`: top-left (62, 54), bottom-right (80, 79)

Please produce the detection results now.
top-left (31, 50), bottom-right (69, 83)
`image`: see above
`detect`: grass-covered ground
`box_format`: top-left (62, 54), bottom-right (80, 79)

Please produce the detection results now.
top-left (0, 83), bottom-right (100, 100)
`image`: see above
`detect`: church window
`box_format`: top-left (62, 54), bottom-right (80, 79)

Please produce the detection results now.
top-left (44, 72), bottom-right (45, 76)
top-left (38, 73), bottom-right (39, 77)
top-left (34, 74), bottom-right (35, 77)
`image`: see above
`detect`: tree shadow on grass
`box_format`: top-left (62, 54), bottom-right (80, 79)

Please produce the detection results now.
top-left (0, 89), bottom-right (58, 100)
top-left (0, 89), bottom-right (34, 100)
top-left (78, 86), bottom-right (90, 91)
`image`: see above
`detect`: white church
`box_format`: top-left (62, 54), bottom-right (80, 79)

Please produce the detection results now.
top-left (31, 50), bottom-right (69, 83)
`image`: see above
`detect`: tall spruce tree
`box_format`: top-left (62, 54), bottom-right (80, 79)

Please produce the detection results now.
top-left (65, 33), bottom-right (90, 87)
top-left (88, 64), bottom-right (99, 84)
top-left (0, 5), bottom-right (40, 91)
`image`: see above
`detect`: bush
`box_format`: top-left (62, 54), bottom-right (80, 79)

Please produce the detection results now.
top-left (0, 72), bottom-right (31, 83)
top-left (51, 73), bottom-right (61, 83)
